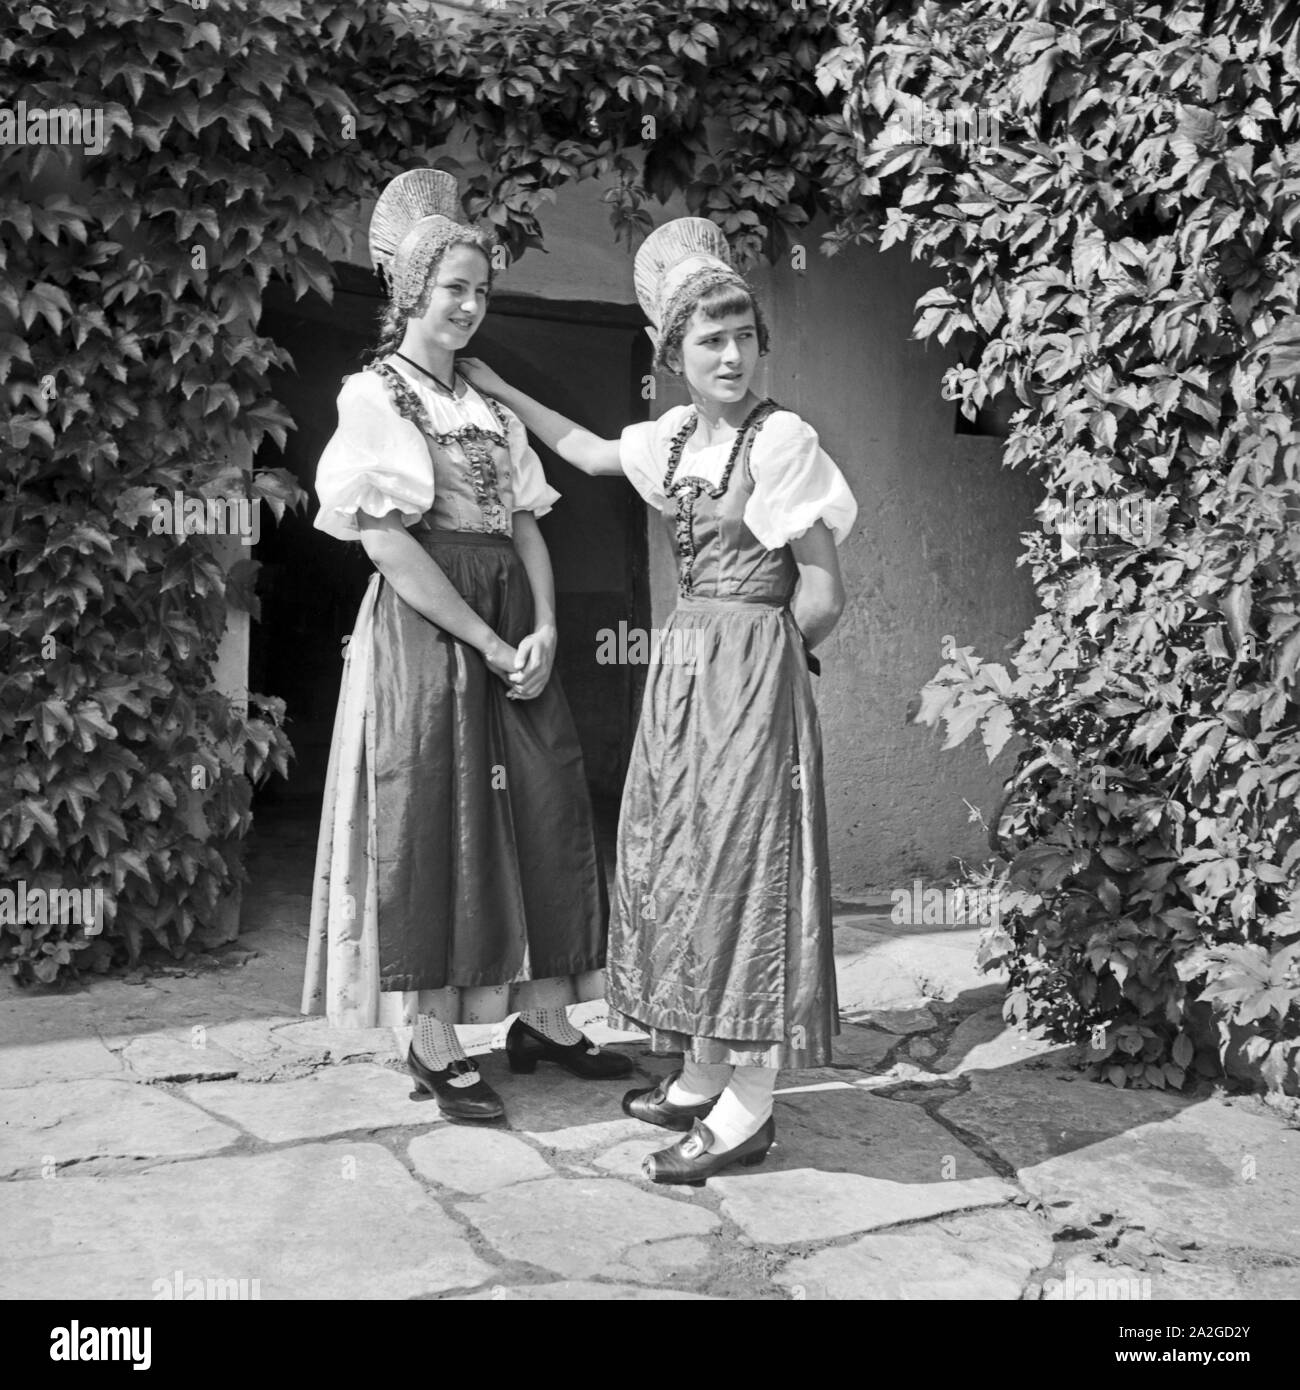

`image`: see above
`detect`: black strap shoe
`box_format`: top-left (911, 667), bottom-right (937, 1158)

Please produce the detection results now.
top-left (505, 1017), bottom-right (634, 1079)
top-left (406, 1045), bottom-right (506, 1123)
top-left (641, 1117), bottom-right (776, 1185)
top-left (622, 1069), bottom-right (720, 1131)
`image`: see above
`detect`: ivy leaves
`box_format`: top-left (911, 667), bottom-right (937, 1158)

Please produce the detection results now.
top-left (817, 0), bottom-right (1300, 1093)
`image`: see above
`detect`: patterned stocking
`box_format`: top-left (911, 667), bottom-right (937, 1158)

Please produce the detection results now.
top-left (412, 1015), bottom-right (480, 1087)
top-left (518, 1006), bottom-right (584, 1046)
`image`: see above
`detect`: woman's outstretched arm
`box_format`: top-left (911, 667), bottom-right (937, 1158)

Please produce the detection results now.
top-left (458, 358), bottom-right (623, 476)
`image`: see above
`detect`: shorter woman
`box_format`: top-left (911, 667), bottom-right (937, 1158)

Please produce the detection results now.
top-left (460, 216), bottom-right (856, 1179)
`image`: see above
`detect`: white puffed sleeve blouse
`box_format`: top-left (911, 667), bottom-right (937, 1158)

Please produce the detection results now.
top-left (313, 368), bottom-right (560, 541)
top-left (314, 371), bottom-right (433, 541)
top-left (618, 405), bottom-right (857, 549)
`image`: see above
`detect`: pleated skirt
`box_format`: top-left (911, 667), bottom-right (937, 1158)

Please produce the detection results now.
top-left (604, 594), bottom-right (839, 1069)
top-left (302, 530), bottom-right (607, 1028)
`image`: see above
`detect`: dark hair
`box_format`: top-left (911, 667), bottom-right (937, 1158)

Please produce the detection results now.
top-left (366, 238), bottom-right (495, 366)
top-left (657, 280), bottom-right (770, 373)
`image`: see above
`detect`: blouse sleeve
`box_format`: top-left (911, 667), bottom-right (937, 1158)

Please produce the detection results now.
top-left (619, 411), bottom-right (683, 513)
top-left (744, 411), bottom-right (858, 550)
top-left (502, 406), bottom-right (561, 518)
top-left (313, 373), bottom-right (434, 541)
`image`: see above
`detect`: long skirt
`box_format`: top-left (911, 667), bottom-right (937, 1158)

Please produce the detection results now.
top-left (302, 529), bottom-right (607, 1028)
top-left (605, 595), bottom-right (838, 1069)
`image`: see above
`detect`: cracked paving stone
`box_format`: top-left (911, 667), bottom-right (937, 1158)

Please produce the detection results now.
top-left (0, 1078), bottom-right (239, 1179)
top-left (940, 1072), bottom-right (1300, 1255)
top-left (458, 1177), bottom-right (719, 1279)
top-left (409, 1127), bottom-right (554, 1193)
top-left (272, 1018), bottom-right (399, 1061)
top-left (115, 1033), bottom-right (243, 1081)
top-left (774, 1206), bottom-right (1053, 1299)
top-left (0, 1141), bottom-right (493, 1299)
top-left (198, 1020), bottom-right (296, 1066)
top-left (452, 1280), bottom-right (718, 1300)
top-left (709, 1088), bottom-right (1014, 1244)
top-left (181, 1063), bottom-right (438, 1144)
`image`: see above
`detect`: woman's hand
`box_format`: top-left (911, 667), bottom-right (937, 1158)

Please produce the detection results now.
top-left (508, 624), bottom-right (557, 700)
top-left (457, 357), bottom-right (511, 400)
top-left (483, 635), bottom-right (523, 687)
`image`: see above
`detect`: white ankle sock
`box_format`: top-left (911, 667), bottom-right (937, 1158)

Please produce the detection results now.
top-left (666, 1059), bottom-right (732, 1106)
top-left (413, 1016), bottom-right (480, 1088)
top-left (703, 1066), bottom-right (776, 1153)
top-left (519, 1006), bottom-right (584, 1046)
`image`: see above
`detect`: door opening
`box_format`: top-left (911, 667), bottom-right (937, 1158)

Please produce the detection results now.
top-left (247, 264), bottom-right (652, 893)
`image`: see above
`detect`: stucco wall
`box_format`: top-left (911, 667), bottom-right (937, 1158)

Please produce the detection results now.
top-left (743, 242), bottom-right (1040, 893)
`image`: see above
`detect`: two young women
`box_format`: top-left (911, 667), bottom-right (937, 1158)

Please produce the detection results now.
top-left (302, 171), bottom-right (856, 1184)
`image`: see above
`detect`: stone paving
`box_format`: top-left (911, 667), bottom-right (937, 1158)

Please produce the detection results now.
top-left (2, 824), bottom-right (1299, 1300)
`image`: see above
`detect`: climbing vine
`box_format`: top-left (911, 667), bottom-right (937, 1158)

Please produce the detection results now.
top-left (816, 0), bottom-right (1300, 1092)
top-left (0, 0), bottom-right (842, 982)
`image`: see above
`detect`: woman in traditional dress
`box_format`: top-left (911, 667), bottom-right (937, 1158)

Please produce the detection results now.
top-left (300, 169), bottom-right (631, 1124)
top-left (459, 217), bottom-right (856, 1180)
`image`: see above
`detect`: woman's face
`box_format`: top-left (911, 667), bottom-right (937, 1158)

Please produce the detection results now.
top-left (419, 243), bottom-right (490, 351)
top-left (671, 305), bottom-right (760, 404)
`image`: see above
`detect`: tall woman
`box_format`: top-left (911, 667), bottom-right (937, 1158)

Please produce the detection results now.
top-left (301, 169), bottom-right (631, 1123)
top-left (460, 217), bottom-right (856, 1179)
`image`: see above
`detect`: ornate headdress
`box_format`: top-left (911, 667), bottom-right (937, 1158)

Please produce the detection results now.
top-left (369, 168), bottom-right (497, 315)
top-left (633, 217), bottom-right (759, 370)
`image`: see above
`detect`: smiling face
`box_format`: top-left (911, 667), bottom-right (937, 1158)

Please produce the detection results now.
top-left (418, 242), bottom-right (491, 351)
top-left (669, 304), bottom-right (760, 405)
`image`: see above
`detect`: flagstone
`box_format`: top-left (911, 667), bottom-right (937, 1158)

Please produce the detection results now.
top-left (181, 1063), bottom-right (437, 1143)
top-left (940, 1072), bottom-right (1300, 1255)
top-left (833, 922), bottom-right (995, 1012)
top-left (710, 1088), bottom-right (1013, 1244)
top-left (0, 1079), bottom-right (238, 1179)
top-left (821, 1024), bottom-right (897, 1072)
top-left (0, 1037), bottom-right (124, 1089)
top-left (115, 1033), bottom-right (243, 1082)
top-left (458, 1177), bottom-right (719, 1279)
top-left (0, 1141), bottom-right (493, 1298)
top-left (592, 1135), bottom-right (676, 1178)
top-left (464, 1052), bottom-right (643, 1144)
top-left (272, 1017), bottom-right (400, 1060)
top-left (934, 1003), bottom-right (1062, 1076)
top-left (714, 1167), bottom-right (1012, 1246)
top-left (409, 1126), bottom-right (554, 1193)
top-left (773, 1207), bottom-right (1051, 1299)
top-left (452, 1280), bottom-right (718, 1300)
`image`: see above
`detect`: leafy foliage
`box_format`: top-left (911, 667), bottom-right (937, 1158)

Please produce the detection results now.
top-left (817, 0), bottom-right (1300, 1092)
top-left (0, 0), bottom-right (848, 983)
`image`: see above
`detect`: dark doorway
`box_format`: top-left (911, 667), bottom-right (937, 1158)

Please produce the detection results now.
top-left (248, 263), bottom-right (652, 880)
